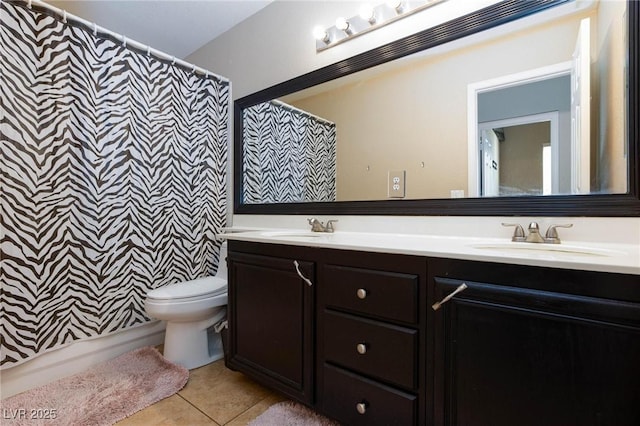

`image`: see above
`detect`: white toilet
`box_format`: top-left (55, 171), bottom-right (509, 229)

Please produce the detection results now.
top-left (145, 242), bottom-right (228, 369)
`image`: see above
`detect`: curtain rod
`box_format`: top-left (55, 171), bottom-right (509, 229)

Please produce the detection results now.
top-left (270, 99), bottom-right (335, 126)
top-left (20, 0), bottom-right (229, 84)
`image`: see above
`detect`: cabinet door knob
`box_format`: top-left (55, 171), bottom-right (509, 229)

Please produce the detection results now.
top-left (356, 288), bottom-right (367, 299)
top-left (356, 402), bottom-right (367, 414)
top-left (356, 343), bottom-right (367, 354)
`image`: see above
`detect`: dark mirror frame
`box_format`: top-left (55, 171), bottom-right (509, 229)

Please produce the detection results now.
top-left (234, 0), bottom-right (639, 217)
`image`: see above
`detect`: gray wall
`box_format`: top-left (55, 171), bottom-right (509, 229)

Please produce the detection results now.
top-left (478, 75), bottom-right (571, 122)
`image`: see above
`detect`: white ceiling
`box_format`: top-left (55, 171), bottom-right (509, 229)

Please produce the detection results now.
top-left (48, 0), bottom-right (273, 58)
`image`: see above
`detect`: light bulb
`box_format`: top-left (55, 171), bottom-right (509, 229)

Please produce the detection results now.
top-left (359, 5), bottom-right (376, 24)
top-left (313, 26), bottom-right (329, 43)
top-left (386, 0), bottom-right (405, 13)
top-left (335, 16), bottom-right (350, 32)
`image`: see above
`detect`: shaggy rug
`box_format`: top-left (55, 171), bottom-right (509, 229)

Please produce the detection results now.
top-left (0, 346), bottom-right (188, 426)
top-left (249, 401), bottom-right (340, 426)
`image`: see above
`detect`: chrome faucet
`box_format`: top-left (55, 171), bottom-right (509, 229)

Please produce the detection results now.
top-left (502, 222), bottom-right (573, 244)
top-left (307, 218), bottom-right (338, 233)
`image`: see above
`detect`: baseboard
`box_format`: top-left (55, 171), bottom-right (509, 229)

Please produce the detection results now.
top-left (1, 321), bottom-right (166, 399)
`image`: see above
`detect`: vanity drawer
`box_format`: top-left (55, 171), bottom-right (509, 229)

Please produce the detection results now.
top-left (322, 364), bottom-right (417, 426)
top-left (323, 311), bottom-right (418, 390)
top-left (323, 264), bottom-right (418, 324)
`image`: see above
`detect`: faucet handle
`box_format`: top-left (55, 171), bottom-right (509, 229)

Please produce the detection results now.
top-left (544, 224), bottom-right (573, 244)
top-left (307, 217), bottom-right (323, 232)
top-left (501, 223), bottom-right (526, 242)
top-left (325, 220), bottom-right (338, 233)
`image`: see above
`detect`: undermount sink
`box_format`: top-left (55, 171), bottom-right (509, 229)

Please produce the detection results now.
top-left (260, 231), bottom-right (329, 239)
top-left (469, 242), bottom-right (624, 257)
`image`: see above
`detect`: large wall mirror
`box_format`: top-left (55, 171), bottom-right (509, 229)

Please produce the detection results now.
top-left (234, 0), bottom-right (639, 216)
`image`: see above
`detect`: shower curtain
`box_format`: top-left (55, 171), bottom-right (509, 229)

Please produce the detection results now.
top-left (0, 0), bottom-right (230, 368)
top-left (242, 100), bottom-right (337, 203)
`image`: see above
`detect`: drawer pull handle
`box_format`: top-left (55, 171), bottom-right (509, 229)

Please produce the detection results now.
top-left (293, 261), bottom-right (313, 286)
top-left (356, 288), bottom-right (367, 299)
top-left (356, 343), bottom-right (367, 354)
top-left (432, 283), bottom-right (468, 311)
top-left (356, 402), bottom-right (367, 415)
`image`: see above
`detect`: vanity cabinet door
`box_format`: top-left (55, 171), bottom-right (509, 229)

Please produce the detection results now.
top-left (227, 244), bottom-right (315, 405)
top-left (429, 260), bottom-right (640, 426)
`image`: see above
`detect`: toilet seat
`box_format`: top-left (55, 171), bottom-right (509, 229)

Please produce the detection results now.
top-left (147, 276), bottom-right (227, 303)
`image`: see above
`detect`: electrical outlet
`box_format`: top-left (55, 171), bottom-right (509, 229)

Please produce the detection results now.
top-left (388, 170), bottom-right (406, 198)
top-left (450, 189), bottom-right (465, 198)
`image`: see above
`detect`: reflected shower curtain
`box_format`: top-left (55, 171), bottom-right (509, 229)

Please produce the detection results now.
top-left (243, 100), bottom-right (337, 203)
top-left (0, 0), bottom-right (229, 368)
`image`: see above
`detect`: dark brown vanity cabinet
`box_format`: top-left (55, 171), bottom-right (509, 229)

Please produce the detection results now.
top-left (317, 251), bottom-right (427, 426)
top-left (226, 241), bottom-right (315, 404)
top-left (428, 259), bottom-right (640, 426)
top-left (227, 242), bottom-right (428, 424)
top-left (227, 241), bottom-right (639, 426)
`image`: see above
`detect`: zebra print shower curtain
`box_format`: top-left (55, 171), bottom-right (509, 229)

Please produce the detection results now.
top-left (243, 101), bottom-right (337, 204)
top-left (0, 0), bottom-right (229, 368)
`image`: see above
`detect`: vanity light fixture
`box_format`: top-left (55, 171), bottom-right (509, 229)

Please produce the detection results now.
top-left (314, 0), bottom-right (446, 52)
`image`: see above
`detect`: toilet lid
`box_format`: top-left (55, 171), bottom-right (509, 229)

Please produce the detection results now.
top-left (147, 276), bottom-right (227, 300)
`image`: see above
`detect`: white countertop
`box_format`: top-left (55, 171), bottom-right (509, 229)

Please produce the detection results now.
top-left (219, 228), bottom-right (640, 275)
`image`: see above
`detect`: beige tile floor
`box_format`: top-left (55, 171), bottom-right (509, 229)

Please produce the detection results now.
top-left (117, 358), bottom-right (286, 425)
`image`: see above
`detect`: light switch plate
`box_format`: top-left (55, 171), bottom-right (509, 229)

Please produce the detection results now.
top-left (388, 170), bottom-right (406, 198)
